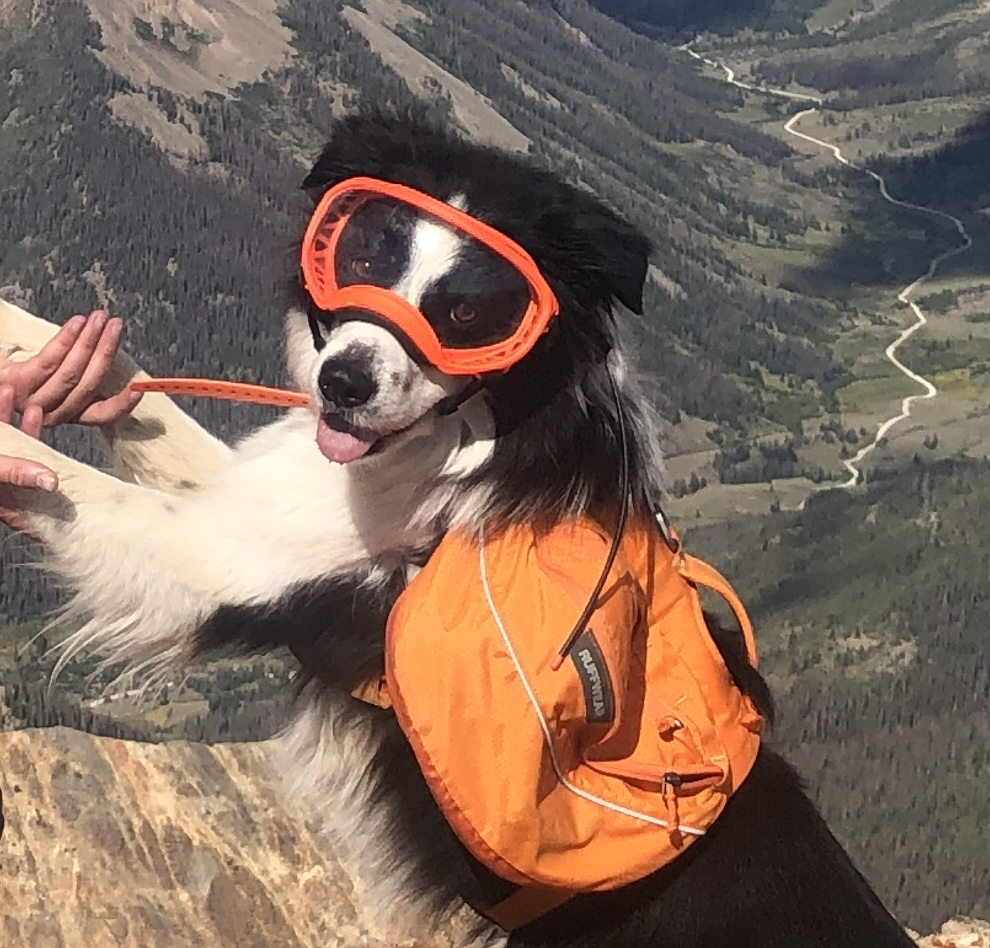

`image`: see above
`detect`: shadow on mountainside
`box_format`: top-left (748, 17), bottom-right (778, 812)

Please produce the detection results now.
top-left (781, 110), bottom-right (990, 302)
top-left (585, 0), bottom-right (803, 38)
top-left (871, 111), bottom-right (990, 239)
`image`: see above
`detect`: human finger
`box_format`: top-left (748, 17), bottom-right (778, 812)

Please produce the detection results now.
top-left (76, 385), bottom-right (143, 427)
top-left (0, 454), bottom-right (57, 491)
top-left (28, 310), bottom-right (110, 413)
top-left (19, 403), bottom-right (44, 440)
top-left (42, 317), bottom-right (131, 426)
top-left (0, 315), bottom-right (88, 401)
top-left (0, 383), bottom-right (14, 425)
top-left (0, 384), bottom-right (36, 431)
top-left (0, 391), bottom-right (55, 490)
top-left (0, 492), bottom-right (36, 533)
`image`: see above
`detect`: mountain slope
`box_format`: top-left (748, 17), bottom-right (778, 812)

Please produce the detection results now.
top-left (656, 0), bottom-right (990, 511)
top-left (0, 0), bottom-right (866, 615)
top-left (684, 457), bottom-right (990, 930)
top-left (0, 726), bottom-right (465, 947)
top-left (0, 0), bottom-right (855, 438)
top-left (0, 726), bottom-right (985, 946)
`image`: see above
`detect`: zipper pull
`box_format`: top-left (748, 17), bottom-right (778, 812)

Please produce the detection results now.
top-left (661, 772), bottom-right (684, 845)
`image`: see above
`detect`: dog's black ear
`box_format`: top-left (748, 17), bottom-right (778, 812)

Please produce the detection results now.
top-left (300, 110), bottom-right (388, 202)
top-left (301, 141), bottom-right (349, 203)
top-left (562, 199), bottom-right (652, 315)
top-left (598, 223), bottom-right (651, 315)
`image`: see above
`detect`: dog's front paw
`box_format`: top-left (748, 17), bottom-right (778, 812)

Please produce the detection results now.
top-left (0, 423), bottom-right (127, 537)
top-left (0, 422), bottom-right (58, 464)
top-left (0, 297), bottom-right (62, 359)
top-left (0, 426), bottom-right (76, 530)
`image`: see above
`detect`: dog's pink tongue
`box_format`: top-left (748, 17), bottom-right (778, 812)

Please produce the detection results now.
top-left (316, 417), bottom-right (375, 464)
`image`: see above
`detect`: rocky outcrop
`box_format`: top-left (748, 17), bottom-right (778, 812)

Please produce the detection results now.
top-left (0, 727), bottom-right (983, 947)
top-left (0, 727), bottom-right (461, 947)
top-left (913, 918), bottom-right (990, 947)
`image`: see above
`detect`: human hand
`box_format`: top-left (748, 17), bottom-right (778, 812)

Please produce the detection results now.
top-left (0, 383), bottom-right (53, 489)
top-left (0, 384), bottom-right (54, 533)
top-left (0, 310), bottom-right (142, 427)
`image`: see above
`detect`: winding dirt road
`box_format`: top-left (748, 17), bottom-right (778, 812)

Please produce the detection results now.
top-left (681, 46), bottom-right (973, 487)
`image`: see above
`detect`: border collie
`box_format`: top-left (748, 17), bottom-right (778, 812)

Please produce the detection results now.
top-left (0, 109), bottom-right (914, 948)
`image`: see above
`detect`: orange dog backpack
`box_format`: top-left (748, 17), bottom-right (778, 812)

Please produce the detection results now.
top-left (384, 515), bottom-right (763, 929)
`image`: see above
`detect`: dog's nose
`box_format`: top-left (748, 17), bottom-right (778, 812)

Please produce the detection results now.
top-left (318, 359), bottom-right (378, 409)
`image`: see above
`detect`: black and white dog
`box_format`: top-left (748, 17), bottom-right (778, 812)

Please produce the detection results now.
top-left (0, 110), bottom-right (914, 947)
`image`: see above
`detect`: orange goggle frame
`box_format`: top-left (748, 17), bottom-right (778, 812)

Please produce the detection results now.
top-left (300, 176), bottom-right (560, 376)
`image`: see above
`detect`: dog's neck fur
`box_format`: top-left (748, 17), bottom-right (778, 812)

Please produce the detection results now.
top-left (280, 395), bottom-right (496, 575)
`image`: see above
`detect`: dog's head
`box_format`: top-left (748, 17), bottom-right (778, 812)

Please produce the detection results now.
top-left (286, 109), bottom-right (652, 477)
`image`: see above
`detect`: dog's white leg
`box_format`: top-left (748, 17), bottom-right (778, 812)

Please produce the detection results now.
top-left (277, 693), bottom-right (506, 948)
top-left (0, 413), bottom-right (442, 681)
top-left (279, 696), bottom-right (431, 938)
top-left (0, 298), bottom-right (231, 491)
top-left (1, 419), bottom-right (361, 674)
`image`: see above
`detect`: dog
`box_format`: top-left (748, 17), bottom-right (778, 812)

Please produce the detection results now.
top-left (0, 110), bottom-right (915, 947)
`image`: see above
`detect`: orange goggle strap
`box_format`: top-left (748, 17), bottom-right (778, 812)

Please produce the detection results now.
top-left (301, 176), bottom-right (560, 375)
top-left (129, 378), bottom-right (311, 408)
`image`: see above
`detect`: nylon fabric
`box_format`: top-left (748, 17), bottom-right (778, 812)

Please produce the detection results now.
top-left (384, 516), bottom-right (763, 902)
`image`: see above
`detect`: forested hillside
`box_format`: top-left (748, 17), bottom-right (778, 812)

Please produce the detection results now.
top-left (0, 0), bottom-right (854, 438)
top-left (388, 0), bottom-right (853, 427)
top-left (685, 456), bottom-right (990, 929)
top-left (588, 0), bottom-right (821, 35)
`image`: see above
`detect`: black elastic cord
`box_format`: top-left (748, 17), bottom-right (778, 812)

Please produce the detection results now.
top-left (434, 376), bottom-right (484, 416)
top-left (307, 307), bottom-right (327, 351)
top-left (551, 366), bottom-right (631, 670)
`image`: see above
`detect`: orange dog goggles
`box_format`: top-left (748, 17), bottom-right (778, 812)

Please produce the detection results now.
top-left (300, 176), bottom-right (560, 375)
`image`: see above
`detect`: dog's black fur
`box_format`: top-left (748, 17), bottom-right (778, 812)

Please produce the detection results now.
top-left (205, 110), bottom-right (913, 946)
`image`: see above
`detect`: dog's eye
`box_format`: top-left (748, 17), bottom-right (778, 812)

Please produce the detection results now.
top-left (351, 258), bottom-right (374, 279)
top-left (450, 302), bottom-right (477, 324)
